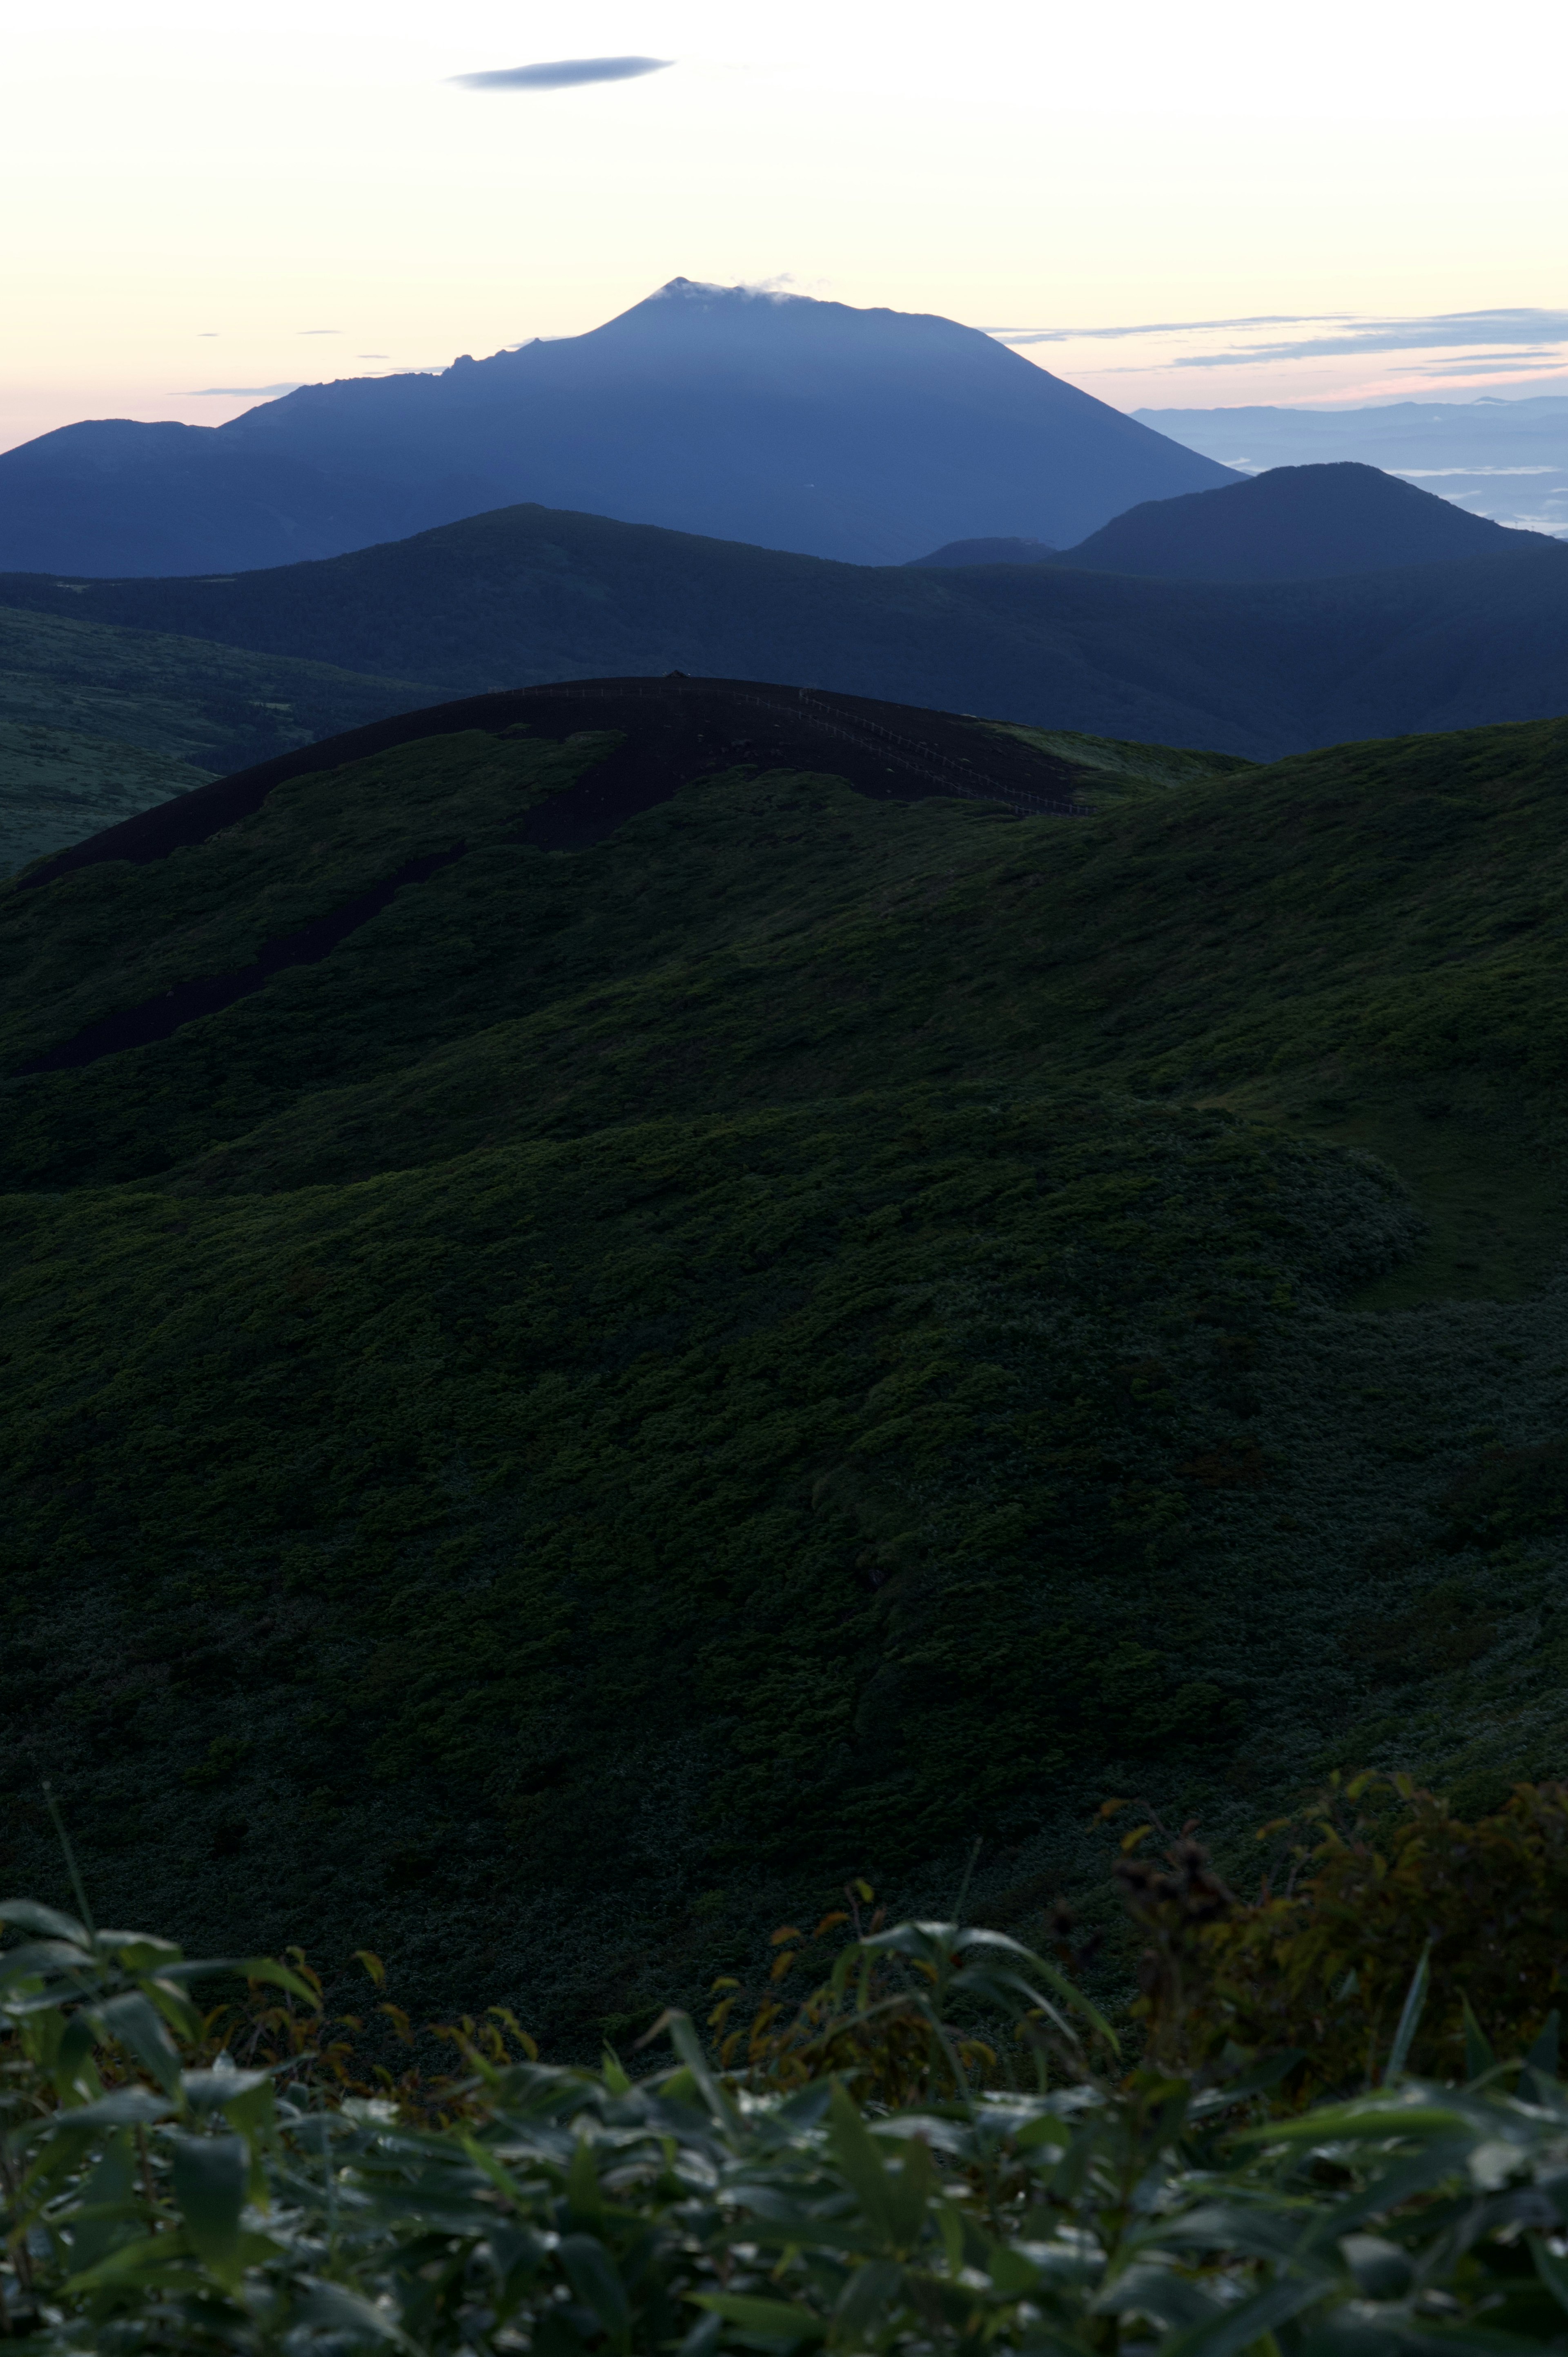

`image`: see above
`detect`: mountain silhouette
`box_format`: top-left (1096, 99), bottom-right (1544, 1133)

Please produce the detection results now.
top-left (0, 280), bottom-right (1236, 577)
top-left (5, 496), bottom-right (1567, 760)
top-left (1054, 461), bottom-right (1532, 580)
top-left (907, 536), bottom-right (1058, 566)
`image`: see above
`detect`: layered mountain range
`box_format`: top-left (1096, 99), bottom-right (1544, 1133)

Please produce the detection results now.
top-left (2, 464), bottom-right (1563, 783)
top-left (0, 281), bottom-right (1237, 576)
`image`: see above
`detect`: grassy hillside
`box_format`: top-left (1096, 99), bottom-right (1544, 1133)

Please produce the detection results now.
top-left (0, 718), bottom-right (211, 876)
top-left (4, 693), bottom-right (1568, 2042)
top-left (0, 599), bottom-right (438, 792)
top-left (2, 502), bottom-right (1568, 758)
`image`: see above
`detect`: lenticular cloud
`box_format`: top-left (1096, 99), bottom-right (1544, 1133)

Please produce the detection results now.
top-left (452, 57), bottom-right (672, 92)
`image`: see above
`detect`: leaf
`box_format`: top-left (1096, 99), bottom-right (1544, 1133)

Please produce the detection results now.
top-left (1521, 2008), bottom-right (1561, 2101)
top-left (1095, 2262), bottom-right (1223, 2330)
top-left (298, 2277), bottom-right (418, 2348)
top-left (1234, 2096), bottom-right (1470, 2145)
top-left (64, 2131), bottom-right (138, 2275)
top-left (39, 2085), bottom-right (173, 2130)
top-left (354, 1947), bottom-right (387, 1987)
top-left (1462, 1995), bottom-right (1496, 2085)
top-left (1383, 1939), bottom-right (1432, 2083)
top-left (95, 1989), bottom-right (183, 2094)
top-left (233, 1953), bottom-right (322, 2004)
top-left (181, 2063), bottom-right (272, 2114)
top-left (0, 1897), bottom-right (90, 1943)
top-left (558, 2232), bottom-right (631, 2338)
top-left (693, 2292), bottom-right (828, 2344)
top-left (566, 2132), bottom-right (604, 2224)
top-left (601, 2045), bottom-right (631, 2095)
top-left (1162, 2273), bottom-right (1334, 2357)
top-left (171, 2132), bottom-right (247, 2287)
top-left (1531, 2233), bottom-right (1568, 2317)
top-left (0, 1936), bottom-right (98, 1989)
top-left (833, 2258), bottom-right (908, 2335)
top-left (826, 2080), bottom-right (931, 2248)
top-left (647, 2006), bottom-right (737, 2124)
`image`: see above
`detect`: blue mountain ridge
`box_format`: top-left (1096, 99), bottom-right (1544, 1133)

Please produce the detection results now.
top-left (0, 279), bottom-right (1237, 577)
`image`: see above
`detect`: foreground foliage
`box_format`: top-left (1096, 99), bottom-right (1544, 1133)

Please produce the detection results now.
top-left (12, 1882), bottom-right (1568, 2357)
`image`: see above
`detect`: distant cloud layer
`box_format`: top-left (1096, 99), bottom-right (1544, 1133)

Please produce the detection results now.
top-left (452, 57), bottom-right (672, 92)
top-left (991, 308), bottom-right (1568, 371)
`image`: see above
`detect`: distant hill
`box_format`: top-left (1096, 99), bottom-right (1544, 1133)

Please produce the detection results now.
top-left (908, 536), bottom-right (1057, 566)
top-left (0, 280), bottom-right (1236, 577)
top-left (5, 684), bottom-right (1568, 2034)
top-left (4, 496), bottom-right (1567, 761)
top-left (1054, 462), bottom-right (1532, 581)
top-left (1133, 394), bottom-right (1568, 536)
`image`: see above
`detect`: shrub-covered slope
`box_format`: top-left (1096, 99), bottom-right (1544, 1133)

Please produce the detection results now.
top-left (4, 691), bottom-right (1568, 2040)
top-left (0, 719), bottom-right (211, 878)
top-left (0, 599), bottom-right (437, 790)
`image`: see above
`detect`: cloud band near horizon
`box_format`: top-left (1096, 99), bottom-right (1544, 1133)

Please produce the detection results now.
top-left (989, 308), bottom-right (1568, 370)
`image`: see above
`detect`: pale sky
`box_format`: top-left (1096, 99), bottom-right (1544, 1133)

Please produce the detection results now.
top-left (4, 0), bottom-right (1567, 452)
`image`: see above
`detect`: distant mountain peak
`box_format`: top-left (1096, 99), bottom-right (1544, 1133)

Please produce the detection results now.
top-left (1056, 459), bottom-right (1533, 583)
top-left (0, 281), bottom-right (1238, 577)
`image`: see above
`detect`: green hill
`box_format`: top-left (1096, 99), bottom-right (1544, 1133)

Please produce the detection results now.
top-left (3, 682), bottom-right (1567, 2043)
top-left (0, 600), bottom-right (438, 869)
top-left (0, 719), bottom-right (212, 877)
top-left (3, 499), bottom-right (1568, 758)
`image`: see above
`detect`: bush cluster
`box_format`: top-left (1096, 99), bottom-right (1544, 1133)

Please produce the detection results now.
top-left (11, 1781), bottom-right (1568, 2352)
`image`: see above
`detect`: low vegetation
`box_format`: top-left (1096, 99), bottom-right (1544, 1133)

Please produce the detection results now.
top-left (0, 599), bottom-right (434, 832)
top-left (9, 1782), bottom-right (1568, 2353)
top-left (4, 702), bottom-right (1568, 2043)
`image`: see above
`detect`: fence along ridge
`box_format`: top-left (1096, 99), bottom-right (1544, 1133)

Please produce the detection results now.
top-left (519, 678), bottom-right (1094, 820)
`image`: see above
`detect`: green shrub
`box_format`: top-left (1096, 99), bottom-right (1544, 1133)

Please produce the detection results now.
top-left (1123, 1777), bottom-right (1568, 2094)
top-left (13, 1882), bottom-right (1568, 2355)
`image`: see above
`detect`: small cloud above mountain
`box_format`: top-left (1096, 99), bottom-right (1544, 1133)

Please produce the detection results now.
top-left (452, 56), bottom-right (672, 92)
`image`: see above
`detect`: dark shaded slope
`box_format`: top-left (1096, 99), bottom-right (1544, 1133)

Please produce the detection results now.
top-left (7, 705), bottom-right (1568, 2035)
top-left (907, 536), bottom-right (1057, 565)
top-left (1058, 462), bottom-right (1529, 582)
top-left (4, 503), bottom-right (1566, 760)
top-left (0, 280), bottom-right (1236, 575)
top-left (18, 674), bottom-right (1097, 895)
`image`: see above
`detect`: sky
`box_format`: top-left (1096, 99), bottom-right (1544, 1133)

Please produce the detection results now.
top-left (3, 0), bottom-right (1567, 453)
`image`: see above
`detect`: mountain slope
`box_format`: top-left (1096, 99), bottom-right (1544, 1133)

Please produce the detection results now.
top-left (0, 280), bottom-right (1237, 576)
top-left (3, 692), bottom-right (1568, 2039)
top-left (4, 499), bottom-right (1567, 760)
top-left (0, 722), bottom-right (211, 879)
top-left (1134, 396), bottom-right (1568, 536)
top-left (0, 600), bottom-right (436, 783)
top-left (1056, 462), bottom-right (1531, 581)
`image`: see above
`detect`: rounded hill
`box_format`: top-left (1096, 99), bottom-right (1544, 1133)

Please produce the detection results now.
top-left (1058, 460), bottom-right (1534, 581)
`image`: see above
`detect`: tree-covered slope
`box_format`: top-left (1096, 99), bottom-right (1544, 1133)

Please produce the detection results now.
top-left (3, 501), bottom-right (1565, 758)
top-left (4, 691), bottom-right (1568, 2043)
